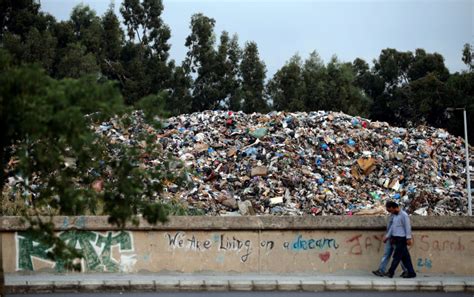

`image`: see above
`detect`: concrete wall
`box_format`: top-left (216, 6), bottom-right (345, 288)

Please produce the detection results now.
top-left (1, 216), bottom-right (473, 275)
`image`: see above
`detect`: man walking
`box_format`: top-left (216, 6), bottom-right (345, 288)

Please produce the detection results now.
top-left (383, 201), bottom-right (417, 278)
top-left (372, 211), bottom-right (407, 277)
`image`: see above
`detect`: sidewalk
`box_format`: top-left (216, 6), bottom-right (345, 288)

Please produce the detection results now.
top-left (5, 272), bottom-right (474, 293)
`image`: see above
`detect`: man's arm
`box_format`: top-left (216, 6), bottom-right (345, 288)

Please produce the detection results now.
top-left (403, 213), bottom-right (412, 239)
top-left (387, 215), bottom-right (393, 231)
top-left (403, 212), bottom-right (413, 246)
top-left (384, 225), bottom-right (393, 242)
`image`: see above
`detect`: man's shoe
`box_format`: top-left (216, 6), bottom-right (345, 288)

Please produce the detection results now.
top-left (400, 271), bottom-right (408, 277)
top-left (372, 270), bottom-right (384, 277)
top-left (402, 274), bottom-right (416, 278)
top-left (384, 272), bottom-right (394, 278)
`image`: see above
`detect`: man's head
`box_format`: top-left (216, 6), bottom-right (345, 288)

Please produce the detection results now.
top-left (385, 201), bottom-right (400, 214)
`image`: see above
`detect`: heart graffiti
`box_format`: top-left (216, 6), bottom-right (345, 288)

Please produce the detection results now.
top-left (318, 251), bottom-right (330, 262)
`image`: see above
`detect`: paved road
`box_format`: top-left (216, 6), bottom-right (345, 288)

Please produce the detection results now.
top-left (9, 292), bottom-right (472, 297)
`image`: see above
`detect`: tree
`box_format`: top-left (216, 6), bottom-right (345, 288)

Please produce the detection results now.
top-left (370, 48), bottom-right (451, 125)
top-left (215, 32), bottom-right (242, 110)
top-left (2, 27), bottom-right (57, 73)
top-left (101, 5), bottom-right (123, 62)
top-left (0, 0), bottom-right (57, 75)
top-left (70, 4), bottom-right (103, 58)
top-left (325, 56), bottom-right (371, 116)
top-left (302, 51), bottom-right (328, 111)
top-left (166, 64), bottom-right (193, 115)
top-left (373, 48), bottom-right (413, 89)
top-left (121, 0), bottom-right (171, 59)
top-left (240, 41), bottom-right (267, 113)
top-left (0, 49), bottom-right (182, 271)
top-left (119, 42), bottom-right (150, 104)
top-left (408, 49), bottom-right (449, 82)
top-left (119, 0), bottom-right (172, 104)
top-left (462, 43), bottom-right (473, 72)
top-left (227, 35), bottom-right (243, 111)
top-left (184, 13), bottom-right (219, 111)
top-left (267, 54), bottom-right (305, 111)
top-left (0, 0), bottom-right (54, 39)
top-left (56, 42), bottom-right (100, 78)
top-left (100, 4), bottom-right (124, 80)
top-left (445, 71), bottom-right (474, 144)
top-left (400, 73), bottom-right (450, 126)
top-left (352, 57), bottom-right (385, 100)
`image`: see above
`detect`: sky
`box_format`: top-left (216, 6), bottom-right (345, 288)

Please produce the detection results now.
top-left (40, 0), bottom-right (473, 77)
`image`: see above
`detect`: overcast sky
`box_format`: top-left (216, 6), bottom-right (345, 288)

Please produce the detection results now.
top-left (40, 0), bottom-right (473, 77)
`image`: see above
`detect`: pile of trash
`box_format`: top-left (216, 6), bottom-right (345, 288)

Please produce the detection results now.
top-left (4, 110), bottom-right (472, 216)
top-left (146, 110), bottom-right (470, 216)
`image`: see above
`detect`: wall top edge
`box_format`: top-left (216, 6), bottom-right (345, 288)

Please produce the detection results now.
top-left (1, 216), bottom-right (473, 231)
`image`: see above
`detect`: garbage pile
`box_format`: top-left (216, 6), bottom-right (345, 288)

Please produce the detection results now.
top-left (4, 110), bottom-right (472, 216)
top-left (146, 110), bottom-right (470, 216)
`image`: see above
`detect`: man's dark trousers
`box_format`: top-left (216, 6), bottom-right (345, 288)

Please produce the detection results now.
top-left (387, 236), bottom-right (416, 276)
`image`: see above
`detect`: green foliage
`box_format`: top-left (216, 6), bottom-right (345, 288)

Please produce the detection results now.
top-left (70, 4), bottom-right (103, 56)
top-left (462, 43), bottom-right (473, 71)
top-left (101, 4), bottom-right (123, 62)
top-left (302, 51), bottom-right (327, 111)
top-left (134, 92), bottom-right (169, 127)
top-left (408, 49), bottom-right (449, 81)
top-left (0, 49), bottom-right (185, 270)
top-left (0, 0), bottom-right (54, 39)
top-left (100, 4), bottom-right (124, 82)
top-left (268, 54), bottom-right (305, 111)
top-left (267, 53), bottom-right (370, 116)
top-left (215, 32), bottom-right (242, 110)
top-left (167, 64), bottom-right (193, 115)
top-left (240, 41), bottom-right (267, 113)
top-left (184, 13), bottom-right (220, 111)
top-left (119, 0), bottom-right (172, 104)
top-left (56, 42), bottom-right (100, 78)
top-left (3, 28), bottom-right (57, 73)
top-left (121, 0), bottom-right (171, 58)
top-left (445, 71), bottom-right (474, 142)
top-left (373, 48), bottom-right (413, 88)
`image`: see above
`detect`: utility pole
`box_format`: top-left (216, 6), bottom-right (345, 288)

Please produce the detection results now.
top-left (446, 107), bottom-right (472, 216)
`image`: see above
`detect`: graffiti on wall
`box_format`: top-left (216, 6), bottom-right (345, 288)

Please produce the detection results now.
top-left (346, 233), bottom-right (474, 256)
top-left (417, 258), bottom-right (432, 269)
top-left (16, 230), bottom-right (135, 272)
top-left (344, 232), bottom-right (474, 272)
top-left (165, 231), bottom-right (339, 263)
top-left (13, 229), bottom-right (474, 273)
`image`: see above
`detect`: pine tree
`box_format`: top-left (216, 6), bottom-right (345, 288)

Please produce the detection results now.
top-left (240, 41), bottom-right (267, 113)
top-left (267, 54), bottom-right (305, 111)
top-left (184, 13), bottom-right (219, 111)
top-left (120, 0), bottom-right (172, 104)
top-left (100, 4), bottom-right (124, 79)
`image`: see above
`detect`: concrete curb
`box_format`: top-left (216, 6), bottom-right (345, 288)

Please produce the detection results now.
top-left (277, 280), bottom-right (302, 291)
top-left (130, 280), bottom-right (155, 292)
top-left (373, 279), bottom-right (396, 291)
top-left (466, 280), bottom-right (474, 292)
top-left (301, 280), bottom-right (325, 291)
top-left (228, 280), bottom-right (253, 291)
top-left (395, 279), bottom-right (419, 291)
top-left (154, 279), bottom-right (179, 291)
top-left (348, 280), bottom-right (373, 290)
top-left (5, 278), bottom-right (471, 293)
top-left (204, 280), bottom-right (229, 291)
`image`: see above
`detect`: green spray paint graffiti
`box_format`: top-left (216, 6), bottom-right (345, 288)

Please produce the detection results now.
top-left (16, 231), bottom-right (134, 272)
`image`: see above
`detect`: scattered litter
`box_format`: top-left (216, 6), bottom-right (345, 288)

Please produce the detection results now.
top-left (3, 110), bottom-right (472, 217)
